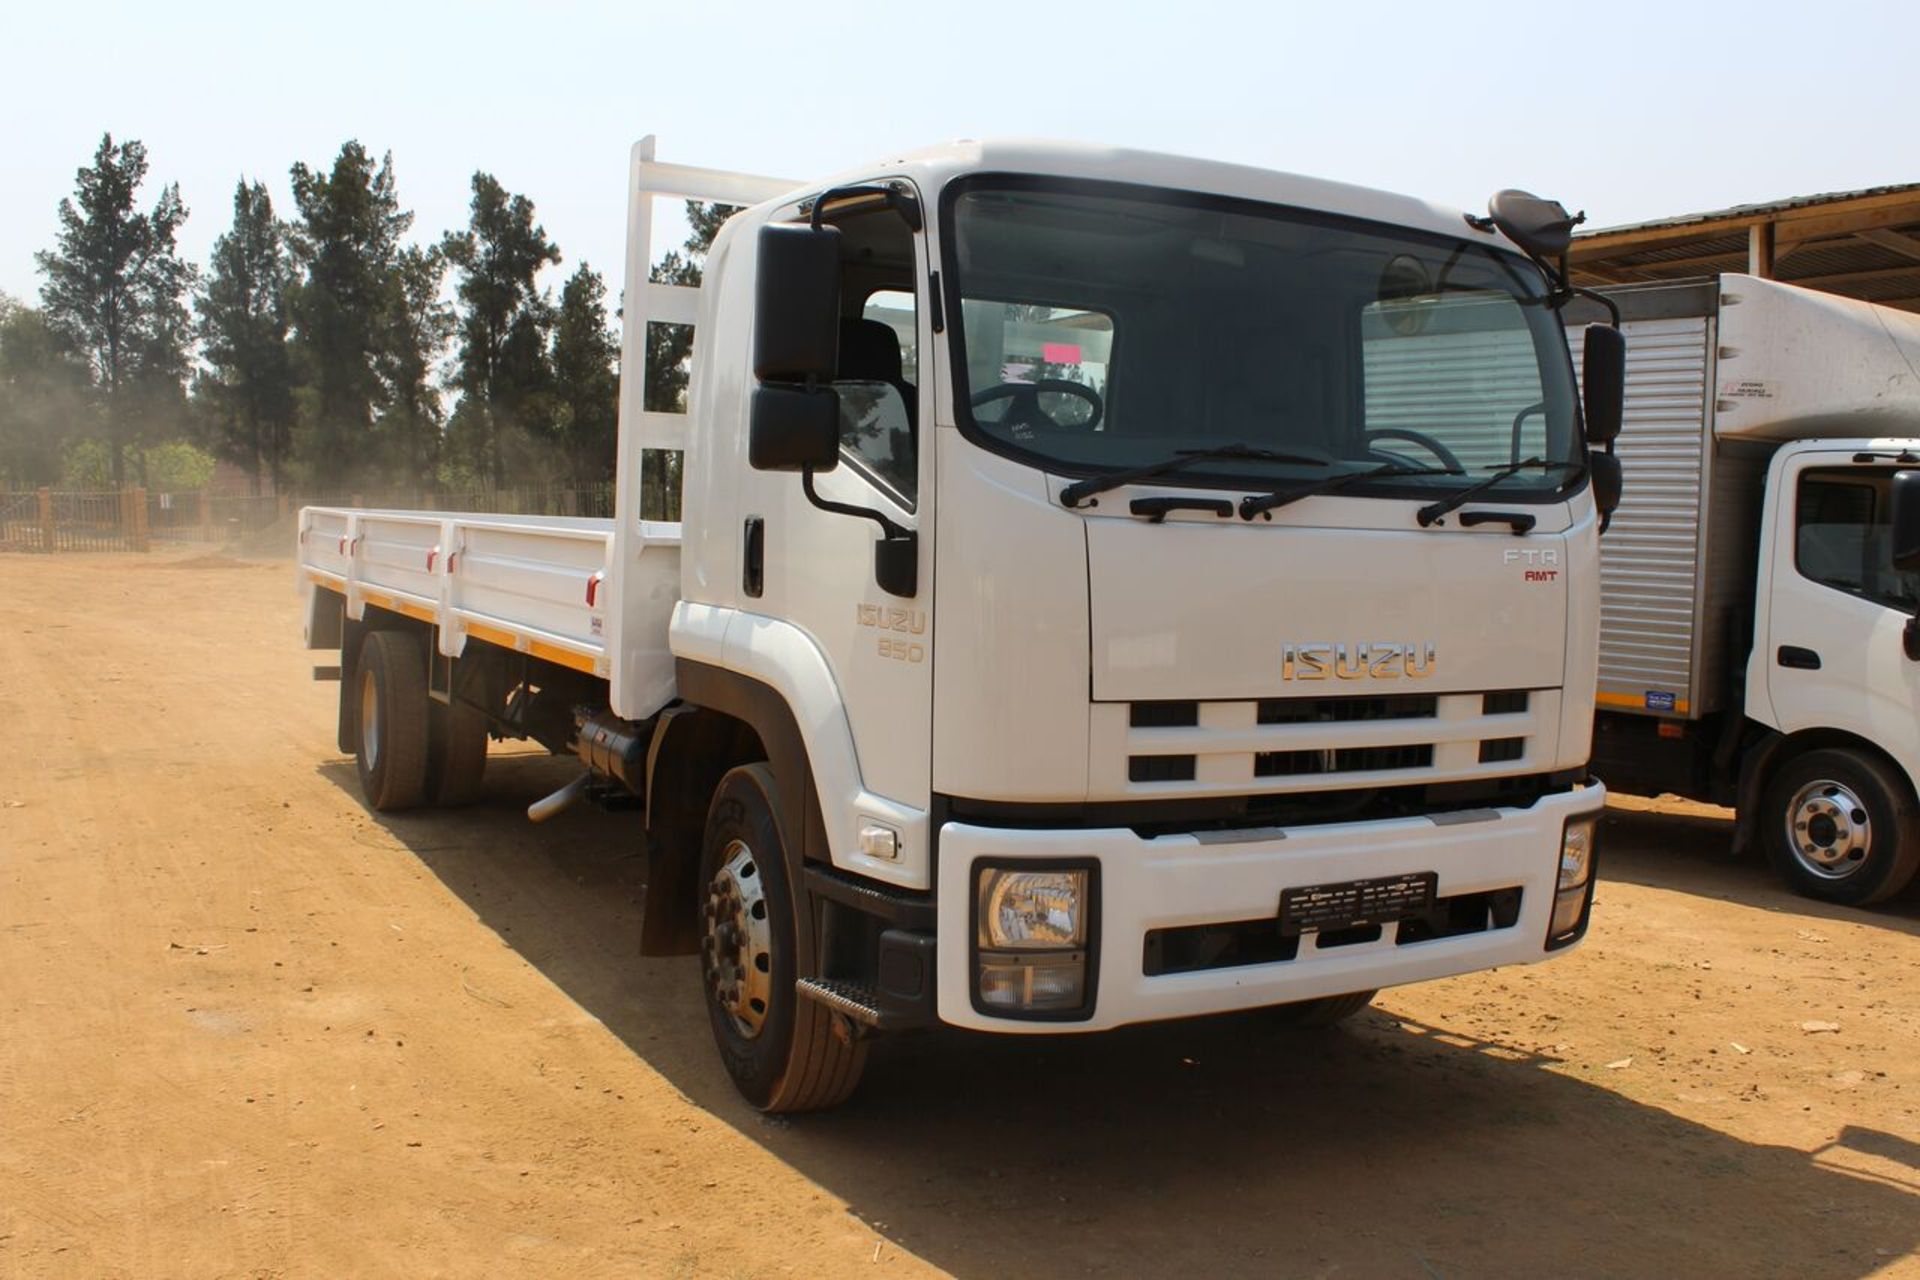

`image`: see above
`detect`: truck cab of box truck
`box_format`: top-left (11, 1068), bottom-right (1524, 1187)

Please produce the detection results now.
top-left (639, 143), bottom-right (1620, 1104)
top-left (1580, 275), bottom-right (1920, 905)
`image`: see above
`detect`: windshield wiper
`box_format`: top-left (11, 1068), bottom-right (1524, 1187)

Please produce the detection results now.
top-left (1059, 443), bottom-right (1328, 508)
top-left (1239, 462), bottom-right (1462, 520)
top-left (1416, 457), bottom-right (1585, 528)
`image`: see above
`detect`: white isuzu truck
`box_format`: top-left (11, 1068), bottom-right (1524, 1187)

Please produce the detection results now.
top-left (298, 138), bottom-right (1626, 1110)
top-left (1575, 274), bottom-right (1920, 906)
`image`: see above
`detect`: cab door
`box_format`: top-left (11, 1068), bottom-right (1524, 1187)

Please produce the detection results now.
top-left (746, 188), bottom-right (935, 823)
top-left (1761, 453), bottom-right (1920, 775)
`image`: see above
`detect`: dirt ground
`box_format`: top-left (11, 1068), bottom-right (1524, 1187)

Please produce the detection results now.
top-left (1, 548), bottom-right (1916, 1279)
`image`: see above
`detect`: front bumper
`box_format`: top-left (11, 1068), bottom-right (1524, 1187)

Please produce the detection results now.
top-left (934, 783), bottom-right (1604, 1032)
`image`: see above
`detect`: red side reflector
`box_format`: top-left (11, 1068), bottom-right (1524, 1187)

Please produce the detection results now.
top-left (586, 571), bottom-right (604, 608)
top-left (1657, 720), bottom-right (1685, 740)
top-left (426, 546), bottom-right (439, 572)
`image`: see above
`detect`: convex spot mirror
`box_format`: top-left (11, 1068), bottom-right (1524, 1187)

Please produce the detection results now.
top-left (1582, 324), bottom-right (1626, 446)
top-left (749, 383), bottom-right (840, 472)
top-left (1488, 189), bottom-right (1581, 262)
top-left (1589, 449), bottom-right (1623, 523)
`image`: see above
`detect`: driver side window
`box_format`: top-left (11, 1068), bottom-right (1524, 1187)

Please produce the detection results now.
top-left (1796, 467), bottom-right (1920, 610)
top-left (834, 289), bottom-right (918, 506)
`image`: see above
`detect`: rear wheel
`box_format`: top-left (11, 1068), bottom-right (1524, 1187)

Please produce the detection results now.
top-left (1761, 747), bottom-right (1920, 905)
top-left (427, 695), bottom-right (488, 807)
top-left (698, 764), bottom-right (866, 1112)
top-left (1271, 990), bottom-right (1377, 1027)
top-left (354, 630), bottom-right (430, 813)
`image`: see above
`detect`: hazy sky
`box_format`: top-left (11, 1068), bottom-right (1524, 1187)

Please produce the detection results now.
top-left (3, 0), bottom-right (1915, 305)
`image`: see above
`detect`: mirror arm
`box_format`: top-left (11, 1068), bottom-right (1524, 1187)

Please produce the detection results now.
top-left (808, 183), bottom-right (923, 233)
top-left (801, 466), bottom-right (911, 542)
top-left (1570, 284), bottom-right (1622, 328)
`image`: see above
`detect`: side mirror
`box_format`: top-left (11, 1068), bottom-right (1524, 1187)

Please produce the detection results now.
top-left (1892, 470), bottom-right (1920, 573)
top-left (1487, 189), bottom-right (1581, 261)
top-left (1589, 449), bottom-right (1623, 531)
top-left (749, 384), bottom-right (840, 472)
top-left (1582, 324), bottom-right (1625, 446)
top-left (753, 222), bottom-right (842, 381)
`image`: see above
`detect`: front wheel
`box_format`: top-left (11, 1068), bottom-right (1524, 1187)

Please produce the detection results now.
top-left (698, 764), bottom-right (866, 1112)
top-left (1761, 748), bottom-right (1920, 906)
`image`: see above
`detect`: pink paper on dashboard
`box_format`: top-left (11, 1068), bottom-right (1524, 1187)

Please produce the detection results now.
top-left (1042, 342), bottom-right (1083, 364)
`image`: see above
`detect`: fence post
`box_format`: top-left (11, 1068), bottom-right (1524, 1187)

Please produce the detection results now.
top-left (197, 490), bottom-right (213, 543)
top-left (131, 486), bottom-right (150, 552)
top-left (37, 486), bottom-right (54, 553)
top-left (277, 493), bottom-right (291, 521)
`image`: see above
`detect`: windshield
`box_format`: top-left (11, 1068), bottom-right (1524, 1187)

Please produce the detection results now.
top-left (943, 177), bottom-right (1582, 499)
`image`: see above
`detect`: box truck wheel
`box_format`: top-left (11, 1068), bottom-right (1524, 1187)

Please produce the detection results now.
top-left (698, 764), bottom-right (867, 1112)
top-left (1762, 748), bottom-right (1920, 906)
top-left (353, 630), bottom-right (431, 813)
top-left (1271, 990), bottom-right (1377, 1027)
top-left (427, 696), bottom-right (488, 807)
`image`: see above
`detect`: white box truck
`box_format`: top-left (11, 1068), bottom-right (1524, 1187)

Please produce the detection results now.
top-left (299, 138), bottom-right (1625, 1110)
top-left (1575, 274), bottom-right (1920, 905)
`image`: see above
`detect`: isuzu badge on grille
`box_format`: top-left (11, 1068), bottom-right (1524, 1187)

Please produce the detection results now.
top-left (1281, 642), bottom-right (1437, 680)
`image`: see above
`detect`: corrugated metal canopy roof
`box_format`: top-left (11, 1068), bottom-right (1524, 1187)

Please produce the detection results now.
top-left (1570, 183), bottom-right (1920, 313)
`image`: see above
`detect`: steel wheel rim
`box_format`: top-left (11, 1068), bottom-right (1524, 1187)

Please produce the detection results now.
top-left (702, 839), bottom-right (773, 1039)
top-left (360, 669), bottom-right (381, 770)
top-left (1785, 778), bottom-right (1871, 880)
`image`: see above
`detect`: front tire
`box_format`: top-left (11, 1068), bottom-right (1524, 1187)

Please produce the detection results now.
top-left (354, 630), bottom-right (430, 813)
top-left (1761, 747), bottom-right (1920, 905)
top-left (698, 764), bottom-right (866, 1112)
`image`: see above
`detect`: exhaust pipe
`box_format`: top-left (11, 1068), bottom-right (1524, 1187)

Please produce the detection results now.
top-left (527, 772), bottom-right (591, 823)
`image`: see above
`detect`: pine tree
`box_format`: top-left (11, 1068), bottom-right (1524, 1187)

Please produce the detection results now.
top-left (443, 173), bottom-right (561, 487)
top-left (376, 245), bottom-right (453, 487)
top-left (34, 134), bottom-right (194, 488)
top-left (0, 295), bottom-right (92, 488)
top-left (194, 179), bottom-right (296, 493)
top-left (550, 263), bottom-right (620, 483)
top-left (287, 142), bottom-right (411, 485)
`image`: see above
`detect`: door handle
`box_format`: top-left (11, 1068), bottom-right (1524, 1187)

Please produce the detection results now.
top-left (1777, 645), bottom-right (1821, 670)
top-left (743, 515), bottom-right (765, 598)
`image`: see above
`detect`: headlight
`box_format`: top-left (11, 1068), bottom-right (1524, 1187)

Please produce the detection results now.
top-left (974, 864), bottom-right (1096, 1018)
top-left (1559, 816), bottom-right (1597, 890)
top-left (978, 868), bottom-right (1087, 949)
top-left (1547, 813), bottom-right (1601, 950)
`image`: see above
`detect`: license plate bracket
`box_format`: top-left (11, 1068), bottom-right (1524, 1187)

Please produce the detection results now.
top-left (1279, 872), bottom-right (1437, 936)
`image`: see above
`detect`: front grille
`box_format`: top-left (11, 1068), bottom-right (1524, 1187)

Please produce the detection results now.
top-left (1254, 743), bottom-right (1435, 777)
top-left (1257, 694), bottom-right (1437, 724)
top-left (1111, 688), bottom-right (1552, 799)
